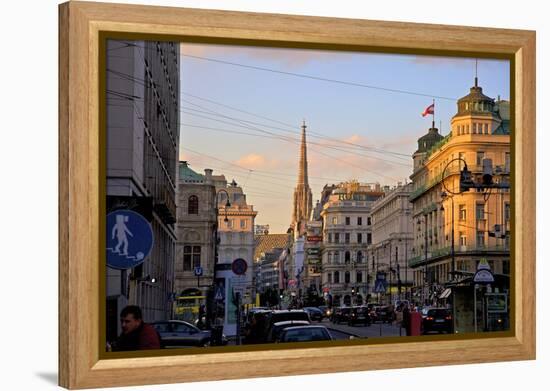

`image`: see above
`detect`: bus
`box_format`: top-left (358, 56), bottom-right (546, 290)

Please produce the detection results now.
top-left (174, 294), bottom-right (206, 323)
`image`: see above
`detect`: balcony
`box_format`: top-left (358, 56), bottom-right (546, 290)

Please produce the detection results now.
top-left (409, 164), bottom-right (486, 202)
top-left (408, 244), bottom-right (510, 268)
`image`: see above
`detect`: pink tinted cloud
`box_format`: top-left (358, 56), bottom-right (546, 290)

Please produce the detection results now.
top-left (234, 153), bottom-right (294, 171)
top-left (181, 43), bottom-right (359, 70)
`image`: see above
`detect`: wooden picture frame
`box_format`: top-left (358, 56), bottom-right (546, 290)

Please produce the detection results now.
top-left (59, 1), bottom-right (536, 389)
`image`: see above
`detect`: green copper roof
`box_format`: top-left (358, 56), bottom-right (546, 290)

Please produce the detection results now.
top-left (178, 161), bottom-right (204, 183)
top-left (415, 127), bottom-right (445, 154)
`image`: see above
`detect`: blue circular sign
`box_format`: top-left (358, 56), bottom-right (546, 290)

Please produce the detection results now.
top-left (106, 210), bottom-right (154, 270)
top-left (194, 266), bottom-right (203, 277)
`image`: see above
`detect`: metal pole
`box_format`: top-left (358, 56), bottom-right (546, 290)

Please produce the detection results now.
top-left (424, 214), bottom-right (428, 306)
top-left (405, 238), bottom-right (408, 301)
top-left (474, 284), bottom-right (477, 333)
top-left (451, 198), bottom-right (456, 333)
top-left (396, 246), bottom-right (400, 301)
top-left (236, 292), bottom-right (242, 345)
top-left (389, 244), bottom-right (393, 306)
top-left (451, 199), bottom-right (455, 275)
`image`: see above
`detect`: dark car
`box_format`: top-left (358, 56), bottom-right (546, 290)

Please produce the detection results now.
top-left (303, 307), bottom-right (324, 322)
top-left (265, 320), bottom-right (310, 342)
top-left (243, 310), bottom-right (272, 344)
top-left (277, 325), bottom-right (333, 343)
top-left (151, 320), bottom-right (227, 348)
top-left (260, 310), bottom-right (311, 343)
top-left (331, 307), bottom-right (352, 324)
top-left (372, 306), bottom-right (395, 323)
top-left (422, 308), bottom-right (452, 334)
top-left (348, 306), bottom-right (371, 326)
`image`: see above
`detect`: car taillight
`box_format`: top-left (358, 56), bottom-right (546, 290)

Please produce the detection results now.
top-left (426, 317), bottom-right (434, 321)
top-left (445, 316), bottom-right (452, 320)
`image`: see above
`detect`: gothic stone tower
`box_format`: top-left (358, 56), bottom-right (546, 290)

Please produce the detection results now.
top-left (292, 121), bottom-right (313, 236)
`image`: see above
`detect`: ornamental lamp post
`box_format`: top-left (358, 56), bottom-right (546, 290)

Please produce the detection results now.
top-left (207, 189), bottom-right (231, 332)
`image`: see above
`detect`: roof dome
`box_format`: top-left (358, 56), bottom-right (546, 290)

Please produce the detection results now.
top-left (455, 78), bottom-right (495, 116)
top-left (415, 126), bottom-right (444, 154)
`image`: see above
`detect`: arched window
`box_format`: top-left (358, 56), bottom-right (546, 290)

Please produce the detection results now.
top-left (357, 251), bottom-right (363, 263)
top-left (334, 271), bottom-right (340, 284)
top-left (345, 271), bottom-right (350, 283)
top-left (188, 195), bottom-right (199, 214)
top-left (345, 251), bottom-right (351, 263)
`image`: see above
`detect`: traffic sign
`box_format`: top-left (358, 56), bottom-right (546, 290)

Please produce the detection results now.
top-left (474, 269), bottom-right (494, 283)
top-left (376, 272), bottom-right (386, 281)
top-left (477, 258), bottom-right (491, 271)
top-left (106, 210), bottom-right (154, 270)
top-left (232, 258), bottom-right (248, 275)
top-left (374, 279), bottom-right (387, 293)
top-left (194, 266), bottom-right (203, 277)
top-left (214, 285), bottom-right (225, 301)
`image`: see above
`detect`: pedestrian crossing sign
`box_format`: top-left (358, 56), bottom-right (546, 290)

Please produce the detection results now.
top-left (374, 279), bottom-right (387, 293)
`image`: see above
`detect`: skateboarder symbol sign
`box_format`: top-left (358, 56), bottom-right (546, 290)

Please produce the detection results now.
top-left (106, 210), bottom-right (154, 270)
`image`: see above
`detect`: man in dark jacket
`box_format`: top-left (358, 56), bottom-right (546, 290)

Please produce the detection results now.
top-left (113, 305), bottom-right (161, 351)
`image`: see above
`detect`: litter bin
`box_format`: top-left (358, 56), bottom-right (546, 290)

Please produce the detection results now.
top-left (410, 311), bottom-right (422, 336)
top-left (210, 325), bottom-right (224, 346)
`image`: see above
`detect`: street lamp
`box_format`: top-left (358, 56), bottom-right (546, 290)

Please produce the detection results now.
top-left (206, 189), bottom-right (231, 330)
top-left (440, 191), bottom-right (455, 281)
top-left (399, 237), bottom-right (409, 301)
top-left (417, 214), bottom-right (428, 305)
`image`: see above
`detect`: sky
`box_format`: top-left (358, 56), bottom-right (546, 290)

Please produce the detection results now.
top-left (178, 43), bottom-right (510, 234)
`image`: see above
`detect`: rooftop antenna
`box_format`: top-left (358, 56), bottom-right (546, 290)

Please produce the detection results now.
top-left (475, 58), bottom-right (478, 87)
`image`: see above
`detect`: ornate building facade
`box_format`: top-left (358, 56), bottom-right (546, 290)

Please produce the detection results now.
top-left (408, 78), bottom-right (510, 331)
top-left (320, 181), bottom-right (384, 306)
top-left (214, 177), bottom-right (257, 335)
top-left (369, 183), bottom-right (414, 302)
top-left (174, 162), bottom-right (216, 298)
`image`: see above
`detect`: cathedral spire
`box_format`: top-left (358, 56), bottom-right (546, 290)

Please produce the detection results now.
top-left (297, 120), bottom-right (309, 186)
top-left (291, 120), bottom-right (313, 236)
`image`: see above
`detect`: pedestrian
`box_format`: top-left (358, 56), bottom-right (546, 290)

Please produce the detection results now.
top-left (112, 305), bottom-right (161, 351)
top-left (402, 303), bottom-right (411, 336)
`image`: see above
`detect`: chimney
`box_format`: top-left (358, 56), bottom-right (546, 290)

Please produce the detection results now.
top-left (204, 168), bottom-right (213, 184)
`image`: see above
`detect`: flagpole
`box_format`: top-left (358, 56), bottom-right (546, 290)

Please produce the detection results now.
top-left (432, 98), bottom-right (435, 129)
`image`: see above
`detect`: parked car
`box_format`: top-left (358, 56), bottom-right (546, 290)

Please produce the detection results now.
top-left (348, 306), bottom-right (371, 326)
top-left (303, 307), bottom-right (324, 322)
top-left (151, 320), bottom-right (227, 348)
top-left (422, 308), bottom-right (452, 334)
top-left (243, 310), bottom-right (272, 344)
top-left (265, 320), bottom-right (310, 342)
top-left (331, 307), bottom-right (352, 324)
top-left (277, 325), bottom-right (333, 343)
top-left (260, 310), bottom-right (311, 343)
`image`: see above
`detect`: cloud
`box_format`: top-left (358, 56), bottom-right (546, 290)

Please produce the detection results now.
top-left (307, 148), bottom-right (411, 187)
top-left (181, 43), bottom-right (360, 70)
top-left (234, 153), bottom-right (294, 171)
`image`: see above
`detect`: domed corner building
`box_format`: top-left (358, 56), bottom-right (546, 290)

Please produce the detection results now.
top-left (408, 77), bottom-right (511, 333)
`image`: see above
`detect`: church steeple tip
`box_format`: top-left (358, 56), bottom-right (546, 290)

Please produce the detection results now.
top-left (292, 119), bottom-right (313, 236)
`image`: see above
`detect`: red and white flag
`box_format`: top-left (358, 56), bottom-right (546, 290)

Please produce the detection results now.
top-left (421, 103), bottom-right (435, 117)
